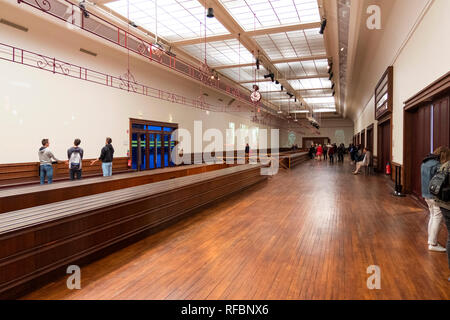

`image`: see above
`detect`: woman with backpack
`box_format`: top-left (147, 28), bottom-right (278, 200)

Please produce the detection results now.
top-left (432, 148), bottom-right (450, 281)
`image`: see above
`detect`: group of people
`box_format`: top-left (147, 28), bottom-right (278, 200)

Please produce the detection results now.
top-left (421, 147), bottom-right (450, 281)
top-left (308, 143), bottom-right (346, 164)
top-left (38, 137), bottom-right (115, 184)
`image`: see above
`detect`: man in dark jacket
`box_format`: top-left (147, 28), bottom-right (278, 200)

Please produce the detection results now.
top-left (91, 137), bottom-right (114, 176)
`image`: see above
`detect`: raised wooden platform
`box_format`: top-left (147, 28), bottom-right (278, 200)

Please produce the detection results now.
top-left (0, 163), bottom-right (230, 214)
top-left (0, 164), bottom-right (267, 299)
top-left (279, 152), bottom-right (309, 169)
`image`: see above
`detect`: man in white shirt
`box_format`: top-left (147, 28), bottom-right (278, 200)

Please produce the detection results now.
top-left (353, 148), bottom-right (371, 175)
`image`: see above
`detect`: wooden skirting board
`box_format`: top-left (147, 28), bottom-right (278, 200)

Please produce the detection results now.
top-left (0, 164), bottom-right (267, 299)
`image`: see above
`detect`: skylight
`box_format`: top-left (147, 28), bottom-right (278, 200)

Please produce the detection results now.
top-left (219, 0), bottom-right (321, 31)
top-left (181, 39), bottom-right (254, 67)
top-left (105, 0), bottom-right (230, 42)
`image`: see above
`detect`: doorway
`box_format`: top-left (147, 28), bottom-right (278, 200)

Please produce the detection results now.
top-left (366, 125), bottom-right (374, 154)
top-left (377, 117), bottom-right (391, 174)
top-left (130, 119), bottom-right (177, 171)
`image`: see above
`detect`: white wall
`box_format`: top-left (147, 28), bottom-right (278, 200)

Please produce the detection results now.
top-left (0, 0), bottom-right (277, 163)
top-left (280, 119), bottom-right (354, 148)
top-left (353, 0), bottom-right (450, 163)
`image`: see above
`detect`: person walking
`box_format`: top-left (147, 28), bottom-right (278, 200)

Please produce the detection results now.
top-left (91, 137), bottom-right (115, 177)
top-left (67, 138), bottom-right (84, 181)
top-left (38, 138), bottom-right (62, 185)
top-left (323, 144), bottom-right (328, 161)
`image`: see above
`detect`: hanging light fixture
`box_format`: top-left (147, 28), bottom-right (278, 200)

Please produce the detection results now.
top-left (206, 8), bottom-right (214, 18)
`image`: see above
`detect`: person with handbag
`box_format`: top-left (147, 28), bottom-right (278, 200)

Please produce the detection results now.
top-left (430, 147), bottom-right (450, 281)
top-left (421, 147), bottom-right (447, 252)
top-left (67, 138), bottom-right (84, 180)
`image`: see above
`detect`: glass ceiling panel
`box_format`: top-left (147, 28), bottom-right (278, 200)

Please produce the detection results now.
top-left (219, 65), bottom-right (267, 82)
top-left (288, 78), bottom-right (331, 90)
top-left (242, 81), bottom-right (280, 92)
top-left (253, 28), bottom-right (325, 60)
top-left (274, 59), bottom-right (328, 77)
top-left (181, 39), bottom-right (254, 66)
top-left (219, 0), bottom-right (321, 31)
top-left (105, 0), bottom-right (230, 42)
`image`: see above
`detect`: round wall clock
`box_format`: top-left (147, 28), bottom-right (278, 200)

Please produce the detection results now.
top-left (250, 85), bottom-right (261, 103)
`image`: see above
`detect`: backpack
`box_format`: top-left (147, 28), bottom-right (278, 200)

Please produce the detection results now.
top-left (70, 149), bottom-right (82, 170)
top-left (429, 171), bottom-right (449, 201)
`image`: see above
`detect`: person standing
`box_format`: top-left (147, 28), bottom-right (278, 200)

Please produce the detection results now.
top-left (91, 137), bottom-right (115, 177)
top-left (323, 144), bottom-right (328, 161)
top-left (38, 138), bottom-right (62, 185)
top-left (328, 144), bottom-right (335, 164)
top-left (422, 147), bottom-right (447, 252)
top-left (316, 144), bottom-right (323, 161)
top-left (433, 148), bottom-right (450, 281)
top-left (67, 138), bottom-right (84, 181)
top-left (338, 143), bottom-right (345, 163)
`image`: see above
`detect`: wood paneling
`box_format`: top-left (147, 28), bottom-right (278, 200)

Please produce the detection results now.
top-left (0, 157), bottom-right (130, 186)
top-left (0, 164), bottom-right (267, 299)
top-left (433, 95), bottom-right (450, 148)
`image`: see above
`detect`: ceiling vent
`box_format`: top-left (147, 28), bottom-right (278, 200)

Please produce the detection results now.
top-left (80, 48), bottom-right (97, 57)
top-left (0, 19), bottom-right (28, 32)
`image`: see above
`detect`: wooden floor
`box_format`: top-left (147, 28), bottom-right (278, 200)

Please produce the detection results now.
top-left (22, 157), bottom-right (450, 299)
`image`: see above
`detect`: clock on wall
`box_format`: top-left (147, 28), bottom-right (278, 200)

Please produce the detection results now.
top-left (250, 85), bottom-right (261, 103)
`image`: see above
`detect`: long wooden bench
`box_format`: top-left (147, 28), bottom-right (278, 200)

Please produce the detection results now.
top-left (0, 157), bottom-right (131, 189)
top-left (0, 164), bottom-right (267, 299)
top-left (279, 152), bottom-right (310, 169)
top-left (0, 163), bottom-right (231, 214)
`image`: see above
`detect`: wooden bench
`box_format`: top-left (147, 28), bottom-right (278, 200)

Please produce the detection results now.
top-left (279, 152), bottom-right (310, 169)
top-left (0, 163), bottom-right (231, 214)
top-left (0, 164), bottom-right (267, 299)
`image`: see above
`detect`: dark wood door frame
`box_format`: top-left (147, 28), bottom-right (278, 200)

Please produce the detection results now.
top-left (403, 72), bottom-right (450, 193)
top-left (377, 115), bottom-right (392, 174)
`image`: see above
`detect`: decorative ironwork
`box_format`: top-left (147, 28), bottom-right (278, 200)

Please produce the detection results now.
top-left (34, 0), bottom-right (51, 11)
top-left (36, 55), bottom-right (70, 75)
top-left (119, 70), bottom-right (138, 92)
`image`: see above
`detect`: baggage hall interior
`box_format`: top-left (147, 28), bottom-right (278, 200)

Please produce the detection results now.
top-left (0, 0), bottom-right (449, 300)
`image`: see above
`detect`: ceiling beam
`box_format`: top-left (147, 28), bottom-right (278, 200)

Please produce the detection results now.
top-left (171, 21), bottom-right (321, 46)
top-left (238, 74), bottom-right (329, 84)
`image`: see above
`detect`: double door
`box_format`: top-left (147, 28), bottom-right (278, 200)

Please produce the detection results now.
top-left (132, 132), bottom-right (174, 170)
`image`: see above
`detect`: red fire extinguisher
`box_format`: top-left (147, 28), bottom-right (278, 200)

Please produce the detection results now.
top-left (386, 162), bottom-right (391, 175)
top-left (127, 150), bottom-right (132, 168)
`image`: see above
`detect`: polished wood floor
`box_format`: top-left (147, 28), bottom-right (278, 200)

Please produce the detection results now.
top-left (22, 157), bottom-right (450, 299)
